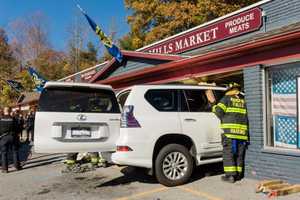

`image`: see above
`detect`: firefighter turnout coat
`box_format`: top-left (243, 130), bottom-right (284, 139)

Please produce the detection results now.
top-left (213, 90), bottom-right (249, 141)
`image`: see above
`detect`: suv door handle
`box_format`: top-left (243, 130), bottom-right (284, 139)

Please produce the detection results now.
top-left (109, 118), bottom-right (120, 121)
top-left (184, 118), bottom-right (196, 122)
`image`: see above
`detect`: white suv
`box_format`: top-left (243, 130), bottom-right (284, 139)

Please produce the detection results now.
top-left (112, 85), bottom-right (225, 186)
top-left (35, 83), bottom-right (225, 186)
top-left (34, 82), bottom-right (121, 153)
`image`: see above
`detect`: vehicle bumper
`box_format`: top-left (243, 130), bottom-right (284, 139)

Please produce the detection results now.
top-left (111, 151), bottom-right (152, 169)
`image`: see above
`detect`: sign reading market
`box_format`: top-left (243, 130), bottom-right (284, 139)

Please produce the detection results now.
top-left (142, 8), bottom-right (262, 54)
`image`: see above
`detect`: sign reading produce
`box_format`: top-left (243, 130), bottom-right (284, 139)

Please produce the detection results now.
top-left (142, 8), bottom-right (262, 54)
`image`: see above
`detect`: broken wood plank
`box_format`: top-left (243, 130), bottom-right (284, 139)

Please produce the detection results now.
top-left (262, 183), bottom-right (290, 193)
top-left (268, 185), bottom-right (300, 198)
top-left (255, 180), bottom-right (283, 193)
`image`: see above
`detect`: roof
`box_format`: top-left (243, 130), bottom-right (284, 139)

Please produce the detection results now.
top-left (44, 81), bottom-right (113, 90)
top-left (89, 50), bottom-right (188, 83)
top-left (17, 92), bottom-right (40, 106)
top-left (122, 84), bottom-right (226, 91)
top-left (93, 21), bottom-right (300, 88)
top-left (58, 61), bottom-right (108, 82)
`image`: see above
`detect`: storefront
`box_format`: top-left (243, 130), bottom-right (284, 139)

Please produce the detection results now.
top-left (89, 0), bottom-right (300, 182)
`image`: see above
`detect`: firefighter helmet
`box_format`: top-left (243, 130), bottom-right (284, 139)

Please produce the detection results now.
top-left (226, 82), bottom-right (241, 91)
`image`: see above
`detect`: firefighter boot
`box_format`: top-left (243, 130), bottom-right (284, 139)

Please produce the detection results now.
top-left (221, 175), bottom-right (236, 183)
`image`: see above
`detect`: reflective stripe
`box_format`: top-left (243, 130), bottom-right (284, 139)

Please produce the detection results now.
top-left (91, 157), bottom-right (99, 164)
top-left (224, 166), bottom-right (237, 172)
top-left (212, 105), bottom-right (217, 113)
top-left (221, 123), bottom-right (248, 130)
top-left (98, 156), bottom-right (106, 163)
top-left (217, 103), bottom-right (227, 112)
top-left (225, 134), bottom-right (248, 140)
top-left (226, 107), bottom-right (247, 114)
top-left (66, 160), bottom-right (76, 165)
top-left (237, 166), bottom-right (243, 173)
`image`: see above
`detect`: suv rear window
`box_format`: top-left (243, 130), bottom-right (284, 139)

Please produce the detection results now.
top-left (38, 87), bottom-right (120, 113)
top-left (145, 89), bottom-right (178, 112)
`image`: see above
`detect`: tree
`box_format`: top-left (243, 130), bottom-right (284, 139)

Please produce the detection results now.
top-left (9, 12), bottom-right (50, 64)
top-left (79, 42), bottom-right (98, 69)
top-left (16, 70), bottom-right (35, 92)
top-left (122, 0), bottom-right (260, 50)
top-left (0, 28), bottom-right (18, 79)
top-left (119, 33), bottom-right (135, 51)
top-left (66, 10), bottom-right (89, 73)
top-left (32, 49), bottom-right (68, 81)
top-left (0, 84), bottom-right (19, 108)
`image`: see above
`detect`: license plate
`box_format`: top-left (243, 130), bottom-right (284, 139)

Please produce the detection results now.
top-left (71, 127), bottom-right (91, 138)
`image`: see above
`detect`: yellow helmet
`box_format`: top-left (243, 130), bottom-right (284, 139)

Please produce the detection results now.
top-left (226, 82), bottom-right (241, 91)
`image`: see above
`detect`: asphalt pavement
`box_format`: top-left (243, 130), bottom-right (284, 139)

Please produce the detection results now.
top-left (0, 150), bottom-right (300, 200)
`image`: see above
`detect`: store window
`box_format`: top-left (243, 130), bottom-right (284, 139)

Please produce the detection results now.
top-left (266, 64), bottom-right (300, 149)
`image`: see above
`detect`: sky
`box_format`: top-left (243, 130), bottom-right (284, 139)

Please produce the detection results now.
top-left (0, 0), bottom-right (130, 52)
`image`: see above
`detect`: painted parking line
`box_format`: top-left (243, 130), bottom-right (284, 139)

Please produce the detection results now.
top-left (179, 186), bottom-right (223, 200)
top-left (115, 187), bottom-right (168, 200)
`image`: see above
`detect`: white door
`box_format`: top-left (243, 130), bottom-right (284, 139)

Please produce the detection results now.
top-left (179, 89), bottom-right (221, 149)
top-left (34, 86), bottom-right (120, 153)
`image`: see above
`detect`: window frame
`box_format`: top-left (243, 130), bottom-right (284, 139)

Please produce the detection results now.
top-left (117, 89), bottom-right (131, 109)
top-left (264, 64), bottom-right (300, 151)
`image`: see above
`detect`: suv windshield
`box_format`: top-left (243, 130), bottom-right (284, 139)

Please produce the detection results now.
top-left (38, 87), bottom-right (120, 113)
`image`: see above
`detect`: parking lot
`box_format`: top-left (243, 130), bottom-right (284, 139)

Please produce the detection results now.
top-left (0, 152), bottom-right (299, 200)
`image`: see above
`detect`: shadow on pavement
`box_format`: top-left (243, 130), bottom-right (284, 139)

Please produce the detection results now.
top-left (23, 157), bottom-right (64, 170)
top-left (96, 162), bottom-right (224, 187)
top-left (0, 142), bottom-right (32, 167)
top-left (0, 142), bottom-right (66, 170)
top-left (190, 162), bottom-right (224, 183)
top-left (96, 166), bottom-right (157, 187)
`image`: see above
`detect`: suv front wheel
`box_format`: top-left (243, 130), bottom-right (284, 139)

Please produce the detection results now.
top-left (155, 144), bottom-right (194, 186)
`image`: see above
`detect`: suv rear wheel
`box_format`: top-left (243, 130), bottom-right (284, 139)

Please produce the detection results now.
top-left (155, 144), bottom-right (193, 186)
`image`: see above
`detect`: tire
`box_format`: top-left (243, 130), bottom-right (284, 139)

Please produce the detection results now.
top-left (155, 144), bottom-right (194, 187)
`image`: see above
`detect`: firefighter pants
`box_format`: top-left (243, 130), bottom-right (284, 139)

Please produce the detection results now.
top-left (0, 135), bottom-right (21, 171)
top-left (222, 135), bottom-right (246, 177)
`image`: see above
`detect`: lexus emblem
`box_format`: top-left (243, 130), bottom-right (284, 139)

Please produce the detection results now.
top-left (77, 114), bottom-right (87, 121)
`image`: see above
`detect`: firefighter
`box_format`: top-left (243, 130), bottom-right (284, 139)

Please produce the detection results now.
top-left (0, 107), bottom-right (22, 173)
top-left (63, 153), bottom-right (79, 172)
top-left (212, 82), bottom-right (249, 183)
top-left (62, 152), bottom-right (106, 173)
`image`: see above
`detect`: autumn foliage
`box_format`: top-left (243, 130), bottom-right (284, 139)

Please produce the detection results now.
top-left (121, 0), bottom-right (260, 50)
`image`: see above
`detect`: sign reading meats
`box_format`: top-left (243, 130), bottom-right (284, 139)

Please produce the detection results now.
top-left (142, 8), bottom-right (262, 54)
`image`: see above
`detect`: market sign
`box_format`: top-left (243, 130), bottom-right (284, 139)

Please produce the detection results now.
top-left (142, 8), bottom-right (262, 54)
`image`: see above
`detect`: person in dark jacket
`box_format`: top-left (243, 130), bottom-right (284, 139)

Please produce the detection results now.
top-left (212, 83), bottom-right (249, 183)
top-left (25, 110), bottom-right (35, 142)
top-left (0, 107), bottom-right (22, 173)
top-left (15, 112), bottom-right (24, 141)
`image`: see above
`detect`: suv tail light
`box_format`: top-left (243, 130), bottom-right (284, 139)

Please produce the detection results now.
top-left (121, 105), bottom-right (141, 128)
top-left (117, 146), bottom-right (133, 152)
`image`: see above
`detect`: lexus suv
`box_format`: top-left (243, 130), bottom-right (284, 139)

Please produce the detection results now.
top-left (112, 84), bottom-right (225, 186)
top-left (34, 82), bottom-right (121, 153)
top-left (35, 82), bottom-right (226, 186)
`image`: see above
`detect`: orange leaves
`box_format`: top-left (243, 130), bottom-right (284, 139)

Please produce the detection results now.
top-left (121, 0), bottom-right (260, 50)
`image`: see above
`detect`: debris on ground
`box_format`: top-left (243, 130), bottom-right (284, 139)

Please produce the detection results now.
top-left (256, 179), bottom-right (300, 198)
top-left (61, 163), bottom-right (96, 173)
